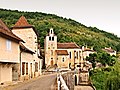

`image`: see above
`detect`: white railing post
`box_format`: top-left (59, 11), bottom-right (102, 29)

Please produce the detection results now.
top-left (57, 73), bottom-right (69, 90)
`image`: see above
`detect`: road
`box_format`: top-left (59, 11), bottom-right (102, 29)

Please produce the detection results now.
top-left (3, 73), bottom-right (57, 90)
top-left (74, 86), bottom-right (94, 90)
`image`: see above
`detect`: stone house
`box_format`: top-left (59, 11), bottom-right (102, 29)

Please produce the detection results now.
top-left (44, 28), bottom-right (82, 69)
top-left (11, 16), bottom-right (42, 80)
top-left (0, 19), bottom-right (22, 83)
top-left (82, 46), bottom-right (95, 59)
top-left (102, 47), bottom-right (116, 56)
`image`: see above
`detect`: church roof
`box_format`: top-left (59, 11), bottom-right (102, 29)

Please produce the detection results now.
top-left (0, 19), bottom-right (23, 42)
top-left (57, 42), bottom-right (80, 49)
top-left (56, 50), bottom-right (68, 55)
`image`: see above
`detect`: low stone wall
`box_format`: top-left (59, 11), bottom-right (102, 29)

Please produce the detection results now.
top-left (61, 71), bottom-right (74, 90)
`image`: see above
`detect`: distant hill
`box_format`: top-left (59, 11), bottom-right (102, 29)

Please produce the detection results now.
top-left (0, 8), bottom-right (120, 52)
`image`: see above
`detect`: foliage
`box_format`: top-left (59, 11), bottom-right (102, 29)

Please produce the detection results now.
top-left (105, 76), bottom-right (120, 90)
top-left (90, 61), bottom-right (120, 90)
top-left (86, 52), bottom-right (116, 68)
top-left (0, 8), bottom-right (120, 51)
top-left (86, 53), bottom-right (97, 68)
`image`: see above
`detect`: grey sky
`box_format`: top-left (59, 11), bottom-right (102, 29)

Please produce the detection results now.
top-left (1, 0), bottom-right (120, 36)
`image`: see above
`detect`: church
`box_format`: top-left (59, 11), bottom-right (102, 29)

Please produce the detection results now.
top-left (44, 28), bottom-right (85, 69)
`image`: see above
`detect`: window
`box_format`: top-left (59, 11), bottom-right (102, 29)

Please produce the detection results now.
top-left (51, 30), bottom-right (52, 34)
top-left (29, 37), bottom-right (32, 39)
top-left (76, 52), bottom-right (78, 59)
top-left (35, 62), bottom-right (38, 72)
top-left (51, 44), bottom-right (53, 46)
top-left (52, 37), bottom-right (54, 41)
top-left (49, 37), bottom-right (51, 41)
top-left (62, 57), bottom-right (65, 62)
top-left (6, 40), bottom-right (11, 50)
top-left (22, 62), bottom-right (25, 75)
top-left (69, 52), bottom-right (71, 59)
top-left (26, 63), bottom-right (28, 75)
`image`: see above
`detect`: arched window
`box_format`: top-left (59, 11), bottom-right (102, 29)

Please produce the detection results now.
top-left (51, 30), bottom-right (52, 34)
top-left (49, 36), bottom-right (51, 41)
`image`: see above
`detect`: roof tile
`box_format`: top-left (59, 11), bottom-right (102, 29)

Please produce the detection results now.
top-left (0, 19), bottom-right (23, 42)
top-left (13, 16), bottom-right (33, 28)
top-left (57, 42), bottom-right (80, 49)
top-left (56, 50), bottom-right (68, 55)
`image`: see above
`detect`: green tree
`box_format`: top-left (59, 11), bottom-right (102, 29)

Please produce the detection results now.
top-left (105, 76), bottom-right (120, 90)
top-left (86, 53), bottom-right (98, 68)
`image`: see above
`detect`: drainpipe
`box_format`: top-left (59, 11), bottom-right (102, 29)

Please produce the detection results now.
top-left (20, 50), bottom-right (22, 77)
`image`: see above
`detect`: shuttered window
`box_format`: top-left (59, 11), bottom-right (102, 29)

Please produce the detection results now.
top-left (22, 62), bottom-right (25, 75)
top-left (26, 63), bottom-right (28, 75)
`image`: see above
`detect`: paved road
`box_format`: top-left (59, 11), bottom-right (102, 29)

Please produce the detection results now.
top-left (4, 74), bottom-right (57, 90)
top-left (74, 86), bottom-right (94, 90)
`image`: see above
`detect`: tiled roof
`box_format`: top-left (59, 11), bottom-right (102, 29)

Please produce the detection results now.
top-left (0, 19), bottom-right (10, 32)
top-left (83, 48), bottom-right (95, 52)
top-left (20, 43), bottom-right (35, 54)
top-left (0, 19), bottom-right (23, 42)
top-left (57, 42), bottom-right (80, 49)
top-left (12, 16), bottom-right (33, 28)
top-left (102, 47), bottom-right (115, 53)
top-left (56, 50), bottom-right (68, 55)
top-left (12, 16), bottom-right (39, 36)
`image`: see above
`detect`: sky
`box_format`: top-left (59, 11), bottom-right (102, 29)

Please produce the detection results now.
top-left (0, 0), bottom-right (120, 37)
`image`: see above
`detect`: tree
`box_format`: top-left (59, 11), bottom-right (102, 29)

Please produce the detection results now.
top-left (86, 53), bottom-right (98, 68)
top-left (105, 76), bottom-right (120, 90)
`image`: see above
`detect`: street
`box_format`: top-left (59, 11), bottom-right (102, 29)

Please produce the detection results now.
top-left (3, 73), bottom-right (57, 90)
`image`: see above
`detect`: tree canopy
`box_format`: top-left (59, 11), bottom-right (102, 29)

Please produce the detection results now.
top-left (0, 8), bottom-right (120, 52)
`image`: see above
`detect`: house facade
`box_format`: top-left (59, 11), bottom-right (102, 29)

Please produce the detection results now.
top-left (82, 46), bottom-right (95, 59)
top-left (0, 19), bottom-right (22, 83)
top-left (11, 16), bottom-right (42, 80)
top-left (102, 47), bottom-right (116, 56)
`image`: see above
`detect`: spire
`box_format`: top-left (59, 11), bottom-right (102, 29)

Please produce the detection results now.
top-left (13, 16), bottom-right (33, 28)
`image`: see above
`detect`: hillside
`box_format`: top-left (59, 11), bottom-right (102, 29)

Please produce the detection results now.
top-left (0, 8), bottom-right (120, 52)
